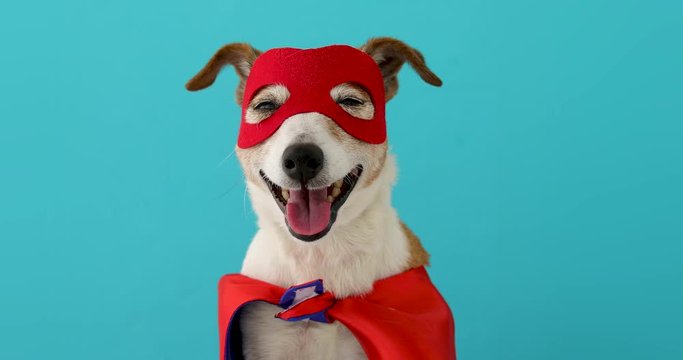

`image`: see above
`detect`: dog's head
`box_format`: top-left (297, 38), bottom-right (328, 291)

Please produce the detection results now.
top-left (187, 38), bottom-right (441, 242)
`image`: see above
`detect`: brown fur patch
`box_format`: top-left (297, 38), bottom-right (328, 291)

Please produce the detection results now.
top-left (327, 120), bottom-right (348, 143)
top-left (185, 43), bottom-right (261, 104)
top-left (362, 141), bottom-right (388, 185)
top-left (400, 221), bottom-right (430, 269)
top-left (236, 144), bottom-right (267, 186)
top-left (359, 37), bottom-right (442, 102)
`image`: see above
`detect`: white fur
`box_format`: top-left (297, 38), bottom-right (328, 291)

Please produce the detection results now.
top-left (330, 83), bottom-right (375, 120)
top-left (258, 112), bottom-right (363, 191)
top-left (245, 84), bottom-right (290, 124)
top-left (237, 113), bottom-right (411, 359)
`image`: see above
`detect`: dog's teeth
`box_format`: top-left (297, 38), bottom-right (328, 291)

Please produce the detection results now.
top-left (334, 180), bottom-right (343, 188)
top-left (327, 195), bottom-right (334, 203)
top-left (282, 189), bottom-right (289, 201)
top-left (332, 187), bottom-right (341, 198)
top-left (351, 168), bottom-right (359, 176)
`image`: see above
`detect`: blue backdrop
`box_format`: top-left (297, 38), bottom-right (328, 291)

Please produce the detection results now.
top-left (1, 0), bottom-right (681, 359)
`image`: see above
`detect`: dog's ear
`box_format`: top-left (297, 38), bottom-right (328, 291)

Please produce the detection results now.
top-left (185, 43), bottom-right (262, 105)
top-left (360, 37), bottom-right (442, 102)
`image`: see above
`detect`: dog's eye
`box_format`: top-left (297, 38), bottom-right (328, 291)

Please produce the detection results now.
top-left (254, 101), bottom-right (278, 111)
top-left (337, 97), bottom-right (364, 107)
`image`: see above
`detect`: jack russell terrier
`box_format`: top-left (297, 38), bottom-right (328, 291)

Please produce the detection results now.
top-left (186, 37), bottom-right (456, 360)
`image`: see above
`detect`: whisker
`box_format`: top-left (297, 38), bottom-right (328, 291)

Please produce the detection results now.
top-left (215, 148), bottom-right (236, 169)
top-left (243, 182), bottom-right (249, 219)
top-left (215, 178), bottom-right (242, 200)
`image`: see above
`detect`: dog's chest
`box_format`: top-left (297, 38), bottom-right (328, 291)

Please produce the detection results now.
top-left (239, 302), bottom-right (367, 360)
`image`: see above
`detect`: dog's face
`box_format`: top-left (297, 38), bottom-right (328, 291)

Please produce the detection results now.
top-left (237, 108), bottom-right (388, 241)
top-left (187, 38), bottom-right (441, 242)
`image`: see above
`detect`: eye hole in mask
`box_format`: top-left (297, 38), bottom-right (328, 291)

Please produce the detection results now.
top-left (245, 84), bottom-right (290, 124)
top-left (330, 82), bottom-right (375, 120)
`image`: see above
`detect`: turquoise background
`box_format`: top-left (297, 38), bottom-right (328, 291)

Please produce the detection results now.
top-left (1, 0), bottom-right (681, 359)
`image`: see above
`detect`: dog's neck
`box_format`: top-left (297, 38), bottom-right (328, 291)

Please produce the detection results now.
top-left (240, 156), bottom-right (422, 298)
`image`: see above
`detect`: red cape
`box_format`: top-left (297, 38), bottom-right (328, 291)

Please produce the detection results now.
top-left (218, 266), bottom-right (456, 359)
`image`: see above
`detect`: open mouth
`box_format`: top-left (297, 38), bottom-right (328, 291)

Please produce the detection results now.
top-left (259, 165), bottom-right (363, 242)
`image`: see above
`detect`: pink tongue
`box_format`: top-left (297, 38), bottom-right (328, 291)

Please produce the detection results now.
top-left (286, 188), bottom-right (331, 236)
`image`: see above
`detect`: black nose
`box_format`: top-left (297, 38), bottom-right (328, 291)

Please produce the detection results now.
top-left (281, 143), bottom-right (324, 183)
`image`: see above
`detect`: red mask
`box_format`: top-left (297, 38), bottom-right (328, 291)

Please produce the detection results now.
top-left (238, 45), bottom-right (386, 148)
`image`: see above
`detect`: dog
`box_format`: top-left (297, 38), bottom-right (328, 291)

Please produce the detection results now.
top-left (187, 37), bottom-right (452, 360)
